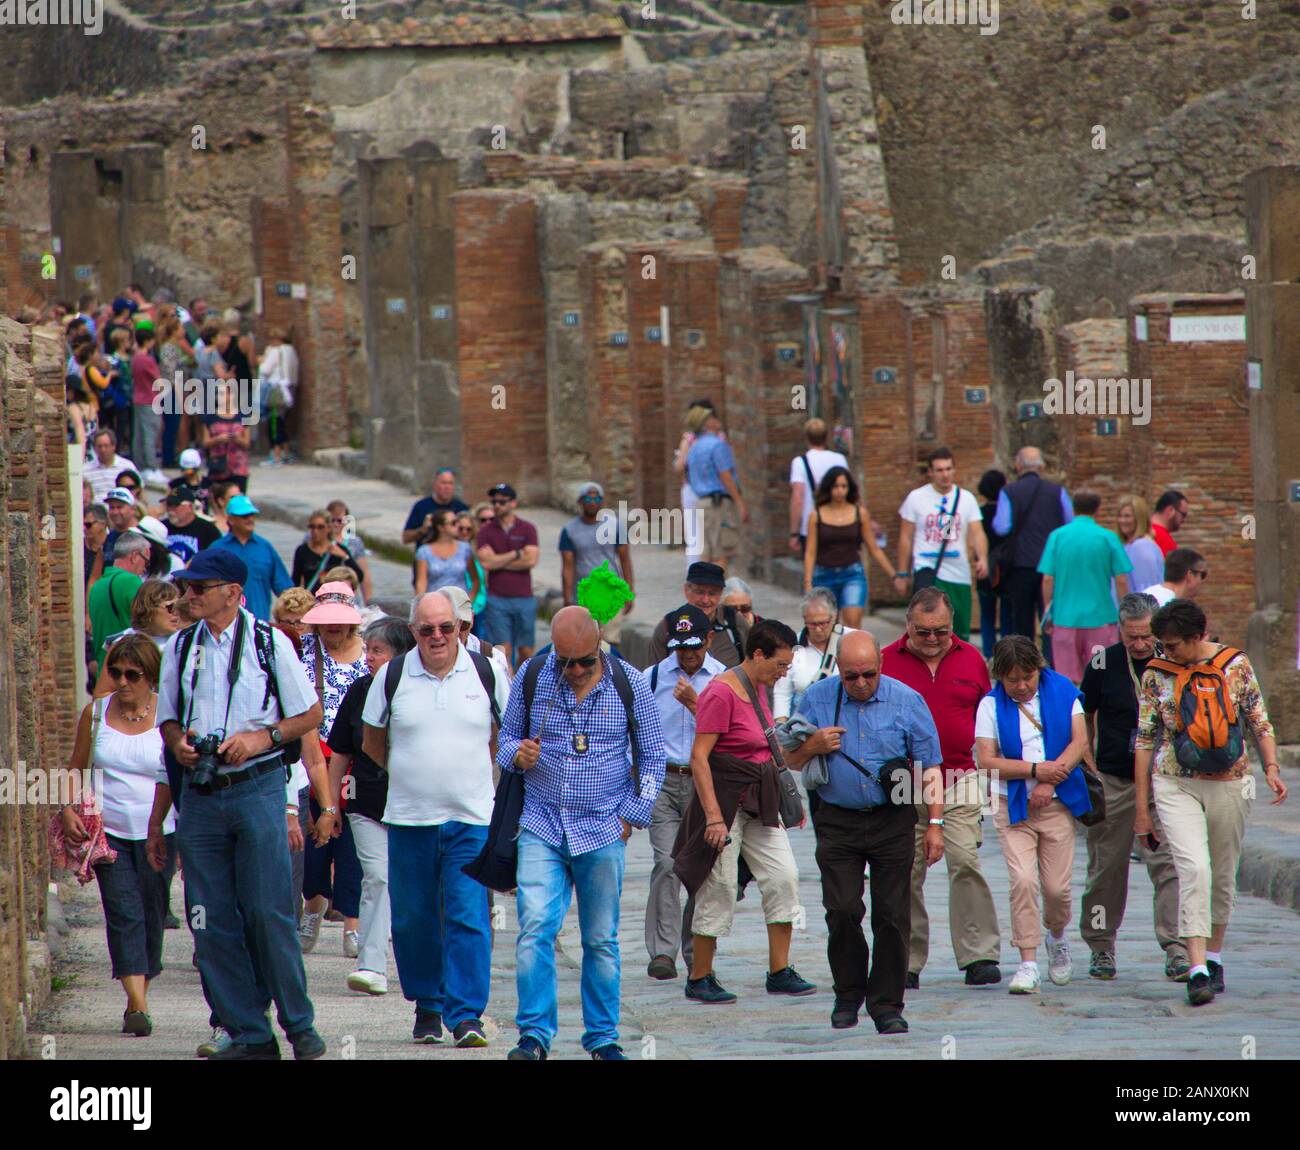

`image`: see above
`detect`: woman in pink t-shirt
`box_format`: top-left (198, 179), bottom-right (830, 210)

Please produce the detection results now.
top-left (679, 619), bottom-right (815, 1005)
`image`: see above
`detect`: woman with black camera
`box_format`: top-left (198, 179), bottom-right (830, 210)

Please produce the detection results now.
top-left (58, 634), bottom-right (175, 1037)
top-left (673, 620), bottom-right (816, 1005)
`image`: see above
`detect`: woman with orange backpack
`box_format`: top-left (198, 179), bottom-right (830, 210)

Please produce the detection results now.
top-left (1133, 599), bottom-right (1288, 1007)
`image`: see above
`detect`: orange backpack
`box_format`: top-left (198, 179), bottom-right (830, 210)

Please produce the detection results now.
top-left (1146, 646), bottom-right (1244, 773)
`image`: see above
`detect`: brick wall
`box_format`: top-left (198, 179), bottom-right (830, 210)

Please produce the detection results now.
top-left (625, 244), bottom-right (672, 512)
top-left (1127, 294), bottom-right (1253, 644)
top-left (454, 190), bottom-right (549, 505)
top-left (1055, 319), bottom-right (1131, 517)
top-left (663, 247), bottom-right (724, 488)
top-left (807, 0), bottom-right (865, 47)
top-left (581, 245), bottom-right (635, 505)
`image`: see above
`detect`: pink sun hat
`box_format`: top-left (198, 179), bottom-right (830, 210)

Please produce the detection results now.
top-left (301, 581), bottom-right (363, 626)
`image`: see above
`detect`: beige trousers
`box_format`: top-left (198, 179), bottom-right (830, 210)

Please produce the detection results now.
top-left (993, 798), bottom-right (1076, 950)
top-left (692, 807), bottom-right (799, 938)
top-left (1152, 773), bottom-right (1252, 940)
top-left (909, 773), bottom-right (1001, 973)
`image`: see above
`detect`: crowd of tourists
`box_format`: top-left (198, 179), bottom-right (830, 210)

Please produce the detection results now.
top-left (50, 358), bottom-right (1287, 1059)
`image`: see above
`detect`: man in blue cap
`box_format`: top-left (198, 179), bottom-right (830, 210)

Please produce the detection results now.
top-left (146, 548), bottom-right (326, 1059)
top-left (209, 493), bottom-right (292, 621)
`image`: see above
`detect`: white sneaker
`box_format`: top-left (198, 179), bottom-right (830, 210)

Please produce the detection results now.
top-left (1008, 962), bottom-right (1041, 995)
top-left (343, 929), bottom-right (360, 958)
top-left (1045, 935), bottom-right (1072, 985)
top-left (347, 970), bottom-right (388, 995)
top-left (299, 910), bottom-right (323, 953)
top-left (196, 1027), bottom-right (233, 1057)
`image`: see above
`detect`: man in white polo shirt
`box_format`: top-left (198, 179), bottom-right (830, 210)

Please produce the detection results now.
top-left (361, 591), bottom-right (509, 1049)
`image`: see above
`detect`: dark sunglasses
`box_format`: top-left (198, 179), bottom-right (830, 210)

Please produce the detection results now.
top-left (183, 580), bottom-right (231, 595)
top-left (489, 498), bottom-right (511, 506)
top-left (558, 652), bottom-right (600, 669)
top-left (106, 666), bottom-right (145, 683)
top-left (82, 520), bottom-right (97, 530)
top-left (330, 516), bottom-right (347, 524)
top-left (477, 516), bottom-right (493, 524)
top-left (911, 626), bottom-right (951, 639)
top-left (842, 670), bottom-right (880, 683)
top-left (415, 622), bottom-right (458, 638)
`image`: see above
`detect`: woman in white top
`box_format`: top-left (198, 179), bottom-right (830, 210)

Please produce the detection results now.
top-left (773, 588), bottom-right (859, 722)
top-left (974, 635), bottom-right (1092, 997)
top-left (59, 634), bottom-right (175, 1037)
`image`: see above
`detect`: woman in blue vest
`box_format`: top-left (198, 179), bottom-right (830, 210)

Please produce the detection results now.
top-left (975, 635), bottom-right (1092, 994)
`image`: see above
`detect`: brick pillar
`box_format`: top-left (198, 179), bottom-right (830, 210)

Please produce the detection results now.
top-left (625, 244), bottom-right (671, 512)
top-left (663, 247), bottom-right (724, 487)
top-left (1244, 167), bottom-right (1300, 740)
top-left (454, 190), bottom-right (548, 505)
top-left (1128, 294), bottom-right (1252, 644)
top-left (721, 249), bottom-right (815, 580)
top-left (286, 96), bottom-right (349, 454)
top-left (807, 0), bottom-right (864, 46)
top-left (250, 197), bottom-right (295, 347)
top-left (580, 245), bottom-right (635, 505)
top-left (692, 180), bottom-right (747, 255)
top-left (1055, 320), bottom-right (1131, 514)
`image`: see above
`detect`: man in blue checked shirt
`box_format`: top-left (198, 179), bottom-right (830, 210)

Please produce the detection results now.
top-left (495, 606), bottom-right (666, 1061)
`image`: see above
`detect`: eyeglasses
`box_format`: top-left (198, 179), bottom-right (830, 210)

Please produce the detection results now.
top-left (842, 670), bottom-right (880, 682)
top-left (805, 617), bottom-right (833, 628)
top-left (106, 666), bottom-right (145, 684)
top-left (415, 622), bottom-right (458, 638)
top-left (733, 604), bottom-right (754, 616)
top-left (558, 652), bottom-right (600, 669)
top-left (579, 495), bottom-right (601, 504)
top-left (330, 516), bottom-right (347, 524)
top-left (911, 626), bottom-right (951, 639)
top-left (83, 520), bottom-right (97, 531)
top-left (456, 525), bottom-right (473, 535)
top-left (477, 516), bottom-right (493, 524)
top-left (160, 602), bottom-right (179, 614)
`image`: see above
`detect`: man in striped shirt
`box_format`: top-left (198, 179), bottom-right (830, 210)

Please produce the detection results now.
top-left (496, 606), bottom-right (666, 1061)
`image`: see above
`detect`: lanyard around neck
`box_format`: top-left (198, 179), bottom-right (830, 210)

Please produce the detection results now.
top-left (184, 611), bottom-right (247, 739)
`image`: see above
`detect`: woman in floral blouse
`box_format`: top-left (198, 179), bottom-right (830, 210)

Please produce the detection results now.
top-left (1133, 599), bottom-right (1287, 1007)
top-left (296, 582), bottom-right (369, 958)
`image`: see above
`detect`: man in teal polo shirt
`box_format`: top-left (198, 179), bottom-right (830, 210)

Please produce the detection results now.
top-left (1038, 491), bottom-right (1131, 684)
top-left (209, 494), bottom-right (292, 621)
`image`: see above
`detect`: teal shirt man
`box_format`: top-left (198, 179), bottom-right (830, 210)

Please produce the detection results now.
top-left (1037, 515), bottom-right (1132, 628)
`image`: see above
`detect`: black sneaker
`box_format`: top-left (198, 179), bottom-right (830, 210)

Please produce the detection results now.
top-left (289, 1028), bottom-right (326, 1060)
top-left (685, 973), bottom-right (737, 1004)
top-left (507, 1036), bottom-right (548, 1060)
top-left (647, 955), bottom-right (678, 980)
top-left (413, 1009), bottom-right (446, 1044)
top-left (875, 1013), bottom-right (909, 1035)
top-left (905, 972), bottom-right (920, 990)
top-left (453, 1019), bottom-right (488, 1048)
top-left (1089, 950), bottom-right (1117, 980)
top-left (964, 960), bottom-right (1002, 986)
top-left (590, 1043), bottom-right (628, 1060)
top-left (831, 997), bottom-right (862, 1029)
top-left (766, 966), bottom-right (817, 996)
top-left (1207, 960), bottom-right (1225, 995)
top-left (1187, 973), bottom-right (1215, 1006)
top-left (208, 1039), bottom-right (281, 1060)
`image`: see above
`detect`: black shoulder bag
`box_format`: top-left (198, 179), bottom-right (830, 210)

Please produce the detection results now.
top-left (734, 666), bottom-right (805, 827)
top-left (912, 489), bottom-right (963, 591)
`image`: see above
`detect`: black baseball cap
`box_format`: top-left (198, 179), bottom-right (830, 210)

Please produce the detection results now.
top-left (166, 485), bottom-right (198, 506)
top-left (664, 604), bottom-right (712, 649)
top-left (685, 561), bottom-right (725, 588)
top-left (488, 483), bottom-right (517, 500)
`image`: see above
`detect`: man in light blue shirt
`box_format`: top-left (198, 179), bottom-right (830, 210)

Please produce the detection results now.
top-left (209, 494), bottom-right (292, 621)
top-left (785, 630), bottom-right (944, 1034)
top-left (685, 409), bottom-right (748, 570)
top-left (645, 605), bottom-right (725, 981)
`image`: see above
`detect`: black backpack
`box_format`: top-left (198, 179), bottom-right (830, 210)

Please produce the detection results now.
top-left (379, 645), bottom-right (501, 729)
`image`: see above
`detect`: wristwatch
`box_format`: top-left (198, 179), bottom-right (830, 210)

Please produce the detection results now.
top-left (928, 818), bottom-right (945, 827)
top-left (1030, 763), bottom-right (1038, 779)
top-left (269, 726), bottom-right (284, 748)
top-left (321, 805), bottom-right (339, 816)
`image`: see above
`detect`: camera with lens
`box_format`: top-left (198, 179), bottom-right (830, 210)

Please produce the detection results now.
top-left (189, 733), bottom-right (225, 792)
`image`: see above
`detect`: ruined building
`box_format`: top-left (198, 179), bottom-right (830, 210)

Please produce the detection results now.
top-left (2, 0), bottom-right (1299, 1054)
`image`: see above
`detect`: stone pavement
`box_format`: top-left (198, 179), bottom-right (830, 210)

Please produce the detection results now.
top-left (33, 805), bottom-right (1300, 1060)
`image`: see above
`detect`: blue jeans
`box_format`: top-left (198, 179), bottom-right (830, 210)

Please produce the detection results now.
top-left (387, 821), bottom-right (491, 1027)
top-left (176, 765), bottom-right (315, 1045)
top-left (481, 593), bottom-right (537, 651)
top-left (515, 830), bottom-right (625, 1053)
top-left (303, 793), bottom-right (362, 917)
top-left (94, 833), bottom-right (175, 980)
top-left (812, 561), bottom-right (868, 610)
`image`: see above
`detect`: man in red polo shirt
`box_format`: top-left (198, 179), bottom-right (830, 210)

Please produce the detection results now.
top-left (881, 586), bottom-right (1002, 988)
top-left (1149, 489), bottom-right (1188, 557)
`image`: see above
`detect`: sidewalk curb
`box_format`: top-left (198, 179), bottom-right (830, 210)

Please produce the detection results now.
top-left (1238, 842), bottom-right (1300, 914)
